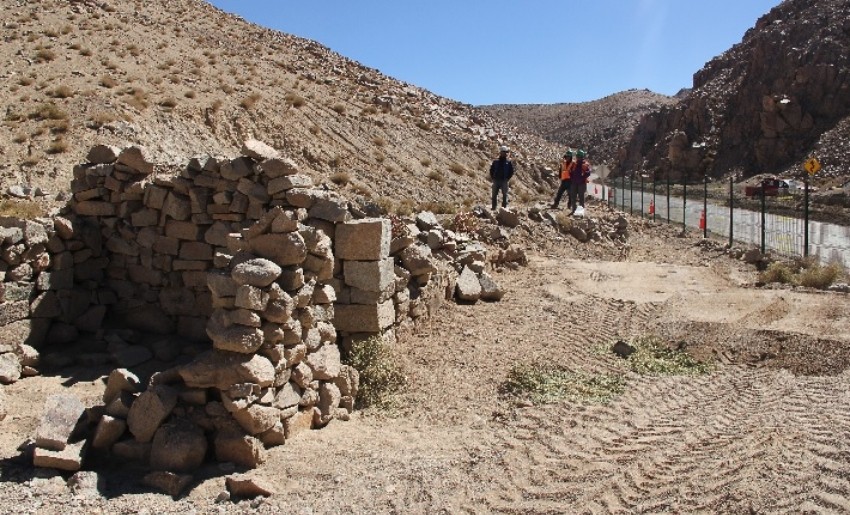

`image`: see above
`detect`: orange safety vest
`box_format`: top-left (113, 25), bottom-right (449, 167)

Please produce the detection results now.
top-left (560, 160), bottom-right (574, 181)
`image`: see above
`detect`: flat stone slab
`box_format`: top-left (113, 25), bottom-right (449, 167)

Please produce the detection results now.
top-left (33, 440), bottom-right (86, 471)
top-left (35, 394), bottom-right (85, 451)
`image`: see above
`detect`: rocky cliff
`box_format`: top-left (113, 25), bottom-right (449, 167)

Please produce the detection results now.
top-left (618, 0), bottom-right (850, 182)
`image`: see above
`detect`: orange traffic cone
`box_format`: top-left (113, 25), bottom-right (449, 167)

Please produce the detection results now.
top-left (699, 210), bottom-right (706, 230)
top-left (649, 199), bottom-right (655, 215)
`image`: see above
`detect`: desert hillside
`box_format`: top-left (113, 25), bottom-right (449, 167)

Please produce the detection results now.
top-left (0, 0), bottom-right (563, 209)
top-left (481, 89), bottom-right (678, 168)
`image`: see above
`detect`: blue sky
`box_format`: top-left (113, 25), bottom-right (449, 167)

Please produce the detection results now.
top-left (206, 0), bottom-right (783, 106)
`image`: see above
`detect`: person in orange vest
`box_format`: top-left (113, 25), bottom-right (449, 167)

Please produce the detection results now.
top-left (550, 149), bottom-right (574, 209)
top-left (568, 149), bottom-right (592, 215)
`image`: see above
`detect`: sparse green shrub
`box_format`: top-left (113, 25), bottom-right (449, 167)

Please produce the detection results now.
top-left (502, 363), bottom-right (626, 404)
top-left (342, 335), bottom-right (407, 409)
top-left (621, 335), bottom-right (711, 376)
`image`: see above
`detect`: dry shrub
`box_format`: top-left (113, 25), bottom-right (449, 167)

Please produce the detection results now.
top-left (46, 138), bottom-right (68, 154)
top-left (798, 262), bottom-right (845, 289)
top-left (99, 75), bottom-right (118, 89)
top-left (34, 49), bottom-right (56, 62)
top-left (420, 157), bottom-right (432, 167)
top-left (331, 103), bottom-right (346, 114)
top-left (240, 93), bottom-right (261, 110)
top-left (284, 92), bottom-right (306, 108)
top-left (125, 88), bottom-right (149, 110)
top-left (418, 200), bottom-right (455, 214)
top-left (17, 77), bottom-right (34, 86)
top-left (415, 119), bottom-right (431, 131)
top-left (12, 134), bottom-right (27, 144)
top-left (426, 170), bottom-right (443, 182)
top-left (330, 171), bottom-right (351, 185)
top-left (184, 90), bottom-right (196, 99)
top-left (88, 111), bottom-right (116, 128)
top-left (449, 162), bottom-right (466, 175)
top-left (50, 85), bottom-right (74, 98)
top-left (29, 103), bottom-right (68, 121)
top-left (395, 199), bottom-right (415, 216)
top-left (372, 136), bottom-right (386, 147)
top-left (79, 48), bottom-right (92, 56)
top-left (759, 262), bottom-right (795, 285)
top-left (0, 200), bottom-right (46, 218)
top-left (46, 119), bottom-right (69, 134)
top-left (158, 97), bottom-right (178, 109)
top-left (503, 363), bottom-right (625, 404)
top-left (309, 124), bottom-right (320, 135)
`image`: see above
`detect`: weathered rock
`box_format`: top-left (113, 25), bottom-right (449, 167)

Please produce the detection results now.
top-left (91, 415), bottom-right (127, 450)
top-left (249, 233), bottom-right (307, 266)
top-left (0, 353), bottom-right (22, 384)
top-left (232, 404), bottom-right (280, 435)
top-left (242, 139), bottom-right (279, 161)
top-left (208, 322), bottom-right (264, 354)
top-left (415, 211), bottom-right (440, 231)
top-left (478, 272), bottom-right (505, 301)
top-left (399, 244), bottom-right (439, 276)
top-left (87, 144), bottom-right (120, 164)
top-left (495, 207), bottom-right (521, 228)
top-left (335, 218), bottom-right (391, 260)
top-left (35, 394), bottom-right (85, 451)
top-left (455, 266), bottom-right (482, 303)
top-left (283, 409), bottom-right (313, 440)
top-left (33, 440), bottom-right (86, 471)
top-left (117, 146), bottom-right (155, 175)
top-left (143, 471), bottom-right (193, 498)
top-left (150, 419), bottom-right (208, 473)
top-left (334, 365), bottom-right (360, 400)
top-left (0, 387), bottom-right (6, 422)
top-left (231, 258), bottom-right (282, 287)
top-left (274, 382), bottom-right (302, 409)
top-left (305, 344), bottom-right (341, 381)
top-left (214, 429), bottom-right (266, 469)
top-left (67, 470), bottom-right (102, 497)
top-left (343, 258), bottom-right (395, 292)
top-left (226, 473), bottom-right (276, 498)
top-left (179, 351), bottom-right (275, 390)
top-left (112, 439), bottom-right (152, 462)
top-left (612, 340), bottom-right (636, 359)
top-left (126, 386), bottom-right (179, 443)
top-left (334, 301), bottom-right (395, 333)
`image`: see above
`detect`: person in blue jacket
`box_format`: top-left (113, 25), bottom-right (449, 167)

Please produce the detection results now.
top-left (489, 145), bottom-right (515, 210)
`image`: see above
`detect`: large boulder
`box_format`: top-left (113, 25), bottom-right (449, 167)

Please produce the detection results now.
top-left (455, 266), bottom-right (481, 303)
top-left (150, 419), bottom-right (208, 473)
top-left (231, 258), bottom-right (282, 287)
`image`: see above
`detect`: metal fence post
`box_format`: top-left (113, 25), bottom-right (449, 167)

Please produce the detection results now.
top-left (666, 172), bottom-right (671, 225)
top-left (729, 176), bottom-right (734, 248)
top-left (630, 174), bottom-right (634, 215)
top-left (804, 175), bottom-right (809, 257)
top-left (652, 175), bottom-right (656, 222)
top-left (622, 174), bottom-right (626, 210)
top-left (703, 174), bottom-right (708, 239)
top-left (760, 188), bottom-right (766, 255)
top-left (640, 174), bottom-right (644, 218)
top-left (683, 174), bottom-right (688, 231)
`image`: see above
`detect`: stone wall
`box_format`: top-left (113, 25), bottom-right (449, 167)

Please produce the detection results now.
top-left (4, 139), bottom-right (471, 476)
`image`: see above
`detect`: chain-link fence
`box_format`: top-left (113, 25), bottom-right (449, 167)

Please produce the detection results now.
top-left (592, 175), bottom-right (850, 268)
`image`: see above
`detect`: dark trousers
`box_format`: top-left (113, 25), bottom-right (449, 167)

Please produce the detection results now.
top-left (491, 180), bottom-right (509, 209)
top-left (568, 182), bottom-right (586, 213)
top-left (552, 180), bottom-right (570, 208)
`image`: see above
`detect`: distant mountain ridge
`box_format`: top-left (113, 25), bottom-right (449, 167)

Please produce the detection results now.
top-left (480, 89), bottom-right (677, 166)
top-left (618, 0), bottom-right (850, 182)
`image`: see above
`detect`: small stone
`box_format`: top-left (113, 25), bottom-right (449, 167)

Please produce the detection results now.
top-left (143, 471), bottom-right (193, 498)
top-left (226, 473), bottom-right (276, 498)
top-left (35, 394), bottom-right (85, 451)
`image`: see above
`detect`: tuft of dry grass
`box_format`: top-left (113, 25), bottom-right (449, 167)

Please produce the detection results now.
top-left (34, 49), bottom-right (57, 62)
top-left (449, 162), bottom-right (466, 175)
top-left (46, 138), bottom-right (68, 154)
top-left (331, 103), bottom-right (346, 114)
top-left (50, 85), bottom-right (74, 98)
top-left (29, 103), bottom-right (68, 121)
top-left (330, 171), bottom-right (351, 185)
top-left (285, 92), bottom-right (306, 108)
top-left (240, 92), bottom-right (262, 110)
top-left (0, 200), bottom-right (46, 218)
top-left (426, 170), bottom-right (443, 182)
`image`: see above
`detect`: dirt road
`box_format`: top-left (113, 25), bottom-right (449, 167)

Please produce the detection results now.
top-left (1, 227), bottom-right (849, 514)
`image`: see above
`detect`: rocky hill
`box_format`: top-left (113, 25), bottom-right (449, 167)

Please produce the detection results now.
top-left (481, 90), bottom-right (678, 168)
top-left (0, 0), bottom-right (562, 209)
top-left (618, 0), bottom-right (850, 184)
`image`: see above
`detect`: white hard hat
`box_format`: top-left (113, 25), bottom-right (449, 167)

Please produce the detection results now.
top-left (499, 145), bottom-right (509, 152)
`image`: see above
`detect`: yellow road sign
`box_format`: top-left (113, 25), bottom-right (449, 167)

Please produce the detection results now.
top-left (804, 157), bottom-right (821, 175)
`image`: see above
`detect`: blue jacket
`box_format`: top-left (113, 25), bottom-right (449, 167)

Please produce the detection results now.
top-left (490, 158), bottom-right (515, 181)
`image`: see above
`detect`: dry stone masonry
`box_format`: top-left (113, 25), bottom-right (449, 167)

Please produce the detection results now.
top-left (0, 139), bottom-right (515, 486)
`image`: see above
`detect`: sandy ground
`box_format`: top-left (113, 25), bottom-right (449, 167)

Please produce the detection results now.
top-left (1, 223), bottom-right (850, 514)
